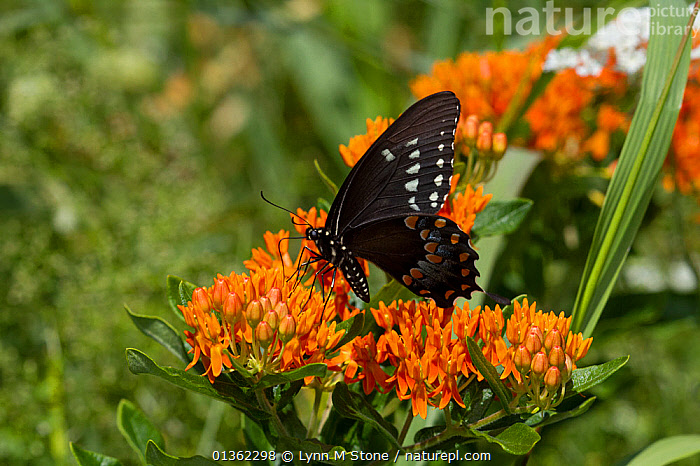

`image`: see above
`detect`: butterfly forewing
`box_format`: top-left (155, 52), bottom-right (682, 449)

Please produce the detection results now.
top-left (344, 214), bottom-right (482, 307)
top-left (301, 91), bottom-right (486, 307)
top-left (328, 92), bottom-right (460, 235)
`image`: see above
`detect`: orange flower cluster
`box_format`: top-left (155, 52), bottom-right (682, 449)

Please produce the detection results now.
top-left (179, 268), bottom-right (345, 384)
top-left (411, 38), bottom-right (557, 121)
top-left (500, 299), bottom-right (592, 409)
top-left (411, 38), bottom-right (630, 162)
top-left (526, 65), bottom-right (629, 160)
top-left (328, 299), bottom-right (591, 418)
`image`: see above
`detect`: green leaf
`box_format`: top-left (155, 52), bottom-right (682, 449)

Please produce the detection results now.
top-left (572, 0), bottom-right (693, 336)
top-left (331, 311), bottom-right (364, 350)
top-left (125, 305), bottom-right (190, 364)
top-left (470, 423), bottom-right (540, 455)
top-left (570, 355), bottom-right (629, 394)
top-left (466, 383), bottom-right (494, 425)
top-left (117, 399), bottom-right (165, 463)
top-left (145, 440), bottom-right (219, 465)
top-left (314, 159), bottom-right (338, 195)
top-left (125, 348), bottom-right (268, 420)
top-left (525, 396), bottom-right (596, 429)
top-left (466, 337), bottom-right (512, 413)
top-left (471, 199), bottom-right (533, 238)
top-left (253, 363), bottom-right (328, 390)
top-left (332, 383), bottom-right (400, 448)
top-left (70, 442), bottom-right (123, 466)
top-left (166, 275), bottom-right (197, 322)
top-left (626, 435), bottom-right (700, 466)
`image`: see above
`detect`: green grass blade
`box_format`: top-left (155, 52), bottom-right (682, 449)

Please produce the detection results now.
top-left (572, 0), bottom-right (695, 336)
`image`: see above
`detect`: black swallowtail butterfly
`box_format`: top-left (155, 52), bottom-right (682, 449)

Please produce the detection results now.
top-left (304, 91), bottom-right (485, 308)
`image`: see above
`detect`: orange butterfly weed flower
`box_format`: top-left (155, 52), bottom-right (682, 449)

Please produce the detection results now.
top-left (582, 103), bottom-right (631, 161)
top-left (179, 268), bottom-right (346, 384)
top-left (354, 300), bottom-right (506, 418)
top-left (244, 229), bottom-right (295, 273)
top-left (438, 174), bottom-right (492, 235)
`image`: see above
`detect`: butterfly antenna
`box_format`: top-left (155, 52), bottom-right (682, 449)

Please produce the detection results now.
top-left (275, 235), bottom-right (305, 284)
top-left (260, 191), bottom-right (312, 229)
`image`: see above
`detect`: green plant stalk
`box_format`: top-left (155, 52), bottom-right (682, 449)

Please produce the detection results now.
top-left (572, 2), bottom-right (697, 334)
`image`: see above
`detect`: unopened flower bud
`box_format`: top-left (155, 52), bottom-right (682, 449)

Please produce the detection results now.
top-left (223, 292), bottom-right (243, 325)
top-left (279, 315), bottom-right (296, 342)
top-left (544, 366), bottom-right (561, 390)
top-left (274, 302), bottom-right (289, 319)
top-left (255, 321), bottom-right (274, 347)
top-left (492, 132), bottom-right (507, 159)
top-left (544, 328), bottom-right (563, 351)
top-left (562, 354), bottom-right (573, 383)
top-left (548, 345), bottom-right (566, 370)
top-left (478, 121), bottom-right (493, 137)
top-left (259, 296), bottom-right (272, 313)
top-left (531, 351), bottom-right (549, 378)
top-left (465, 115), bottom-right (480, 142)
top-left (525, 326), bottom-right (543, 354)
top-left (193, 287), bottom-right (211, 312)
top-left (264, 309), bottom-right (280, 331)
top-left (246, 300), bottom-right (263, 327)
top-left (514, 345), bottom-right (532, 373)
top-left (211, 276), bottom-right (230, 308)
top-left (267, 287), bottom-right (282, 308)
top-left (476, 130), bottom-right (492, 153)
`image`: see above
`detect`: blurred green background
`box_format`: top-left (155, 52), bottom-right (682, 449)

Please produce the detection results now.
top-left (1, 0), bottom-right (698, 465)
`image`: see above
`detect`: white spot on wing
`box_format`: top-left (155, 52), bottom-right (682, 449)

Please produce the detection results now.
top-left (440, 131), bottom-right (445, 136)
top-left (409, 149), bottom-right (420, 159)
top-left (429, 191), bottom-right (439, 201)
top-left (405, 179), bottom-right (419, 192)
top-left (438, 144), bottom-right (444, 152)
top-left (431, 202), bottom-right (438, 208)
top-left (406, 138), bottom-right (419, 147)
top-left (436, 158), bottom-right (444, 168)
top-left (382, 149), bottom-right (395, 162)
top-left (408, 196), bottom-right (420, 211)
top-left (434, 174), bottom-right (443, 186)
top-left (406, 163), bottom-right (420, 175)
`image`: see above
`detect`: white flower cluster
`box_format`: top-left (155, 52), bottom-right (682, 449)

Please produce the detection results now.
top-left (543, 6), bottom-right (699, 77)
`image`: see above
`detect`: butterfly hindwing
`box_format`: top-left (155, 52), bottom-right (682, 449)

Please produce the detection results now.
top-left (327, 92), bottom-right (460, 235)
top-left (344, 214), bottom-right (482, 307)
